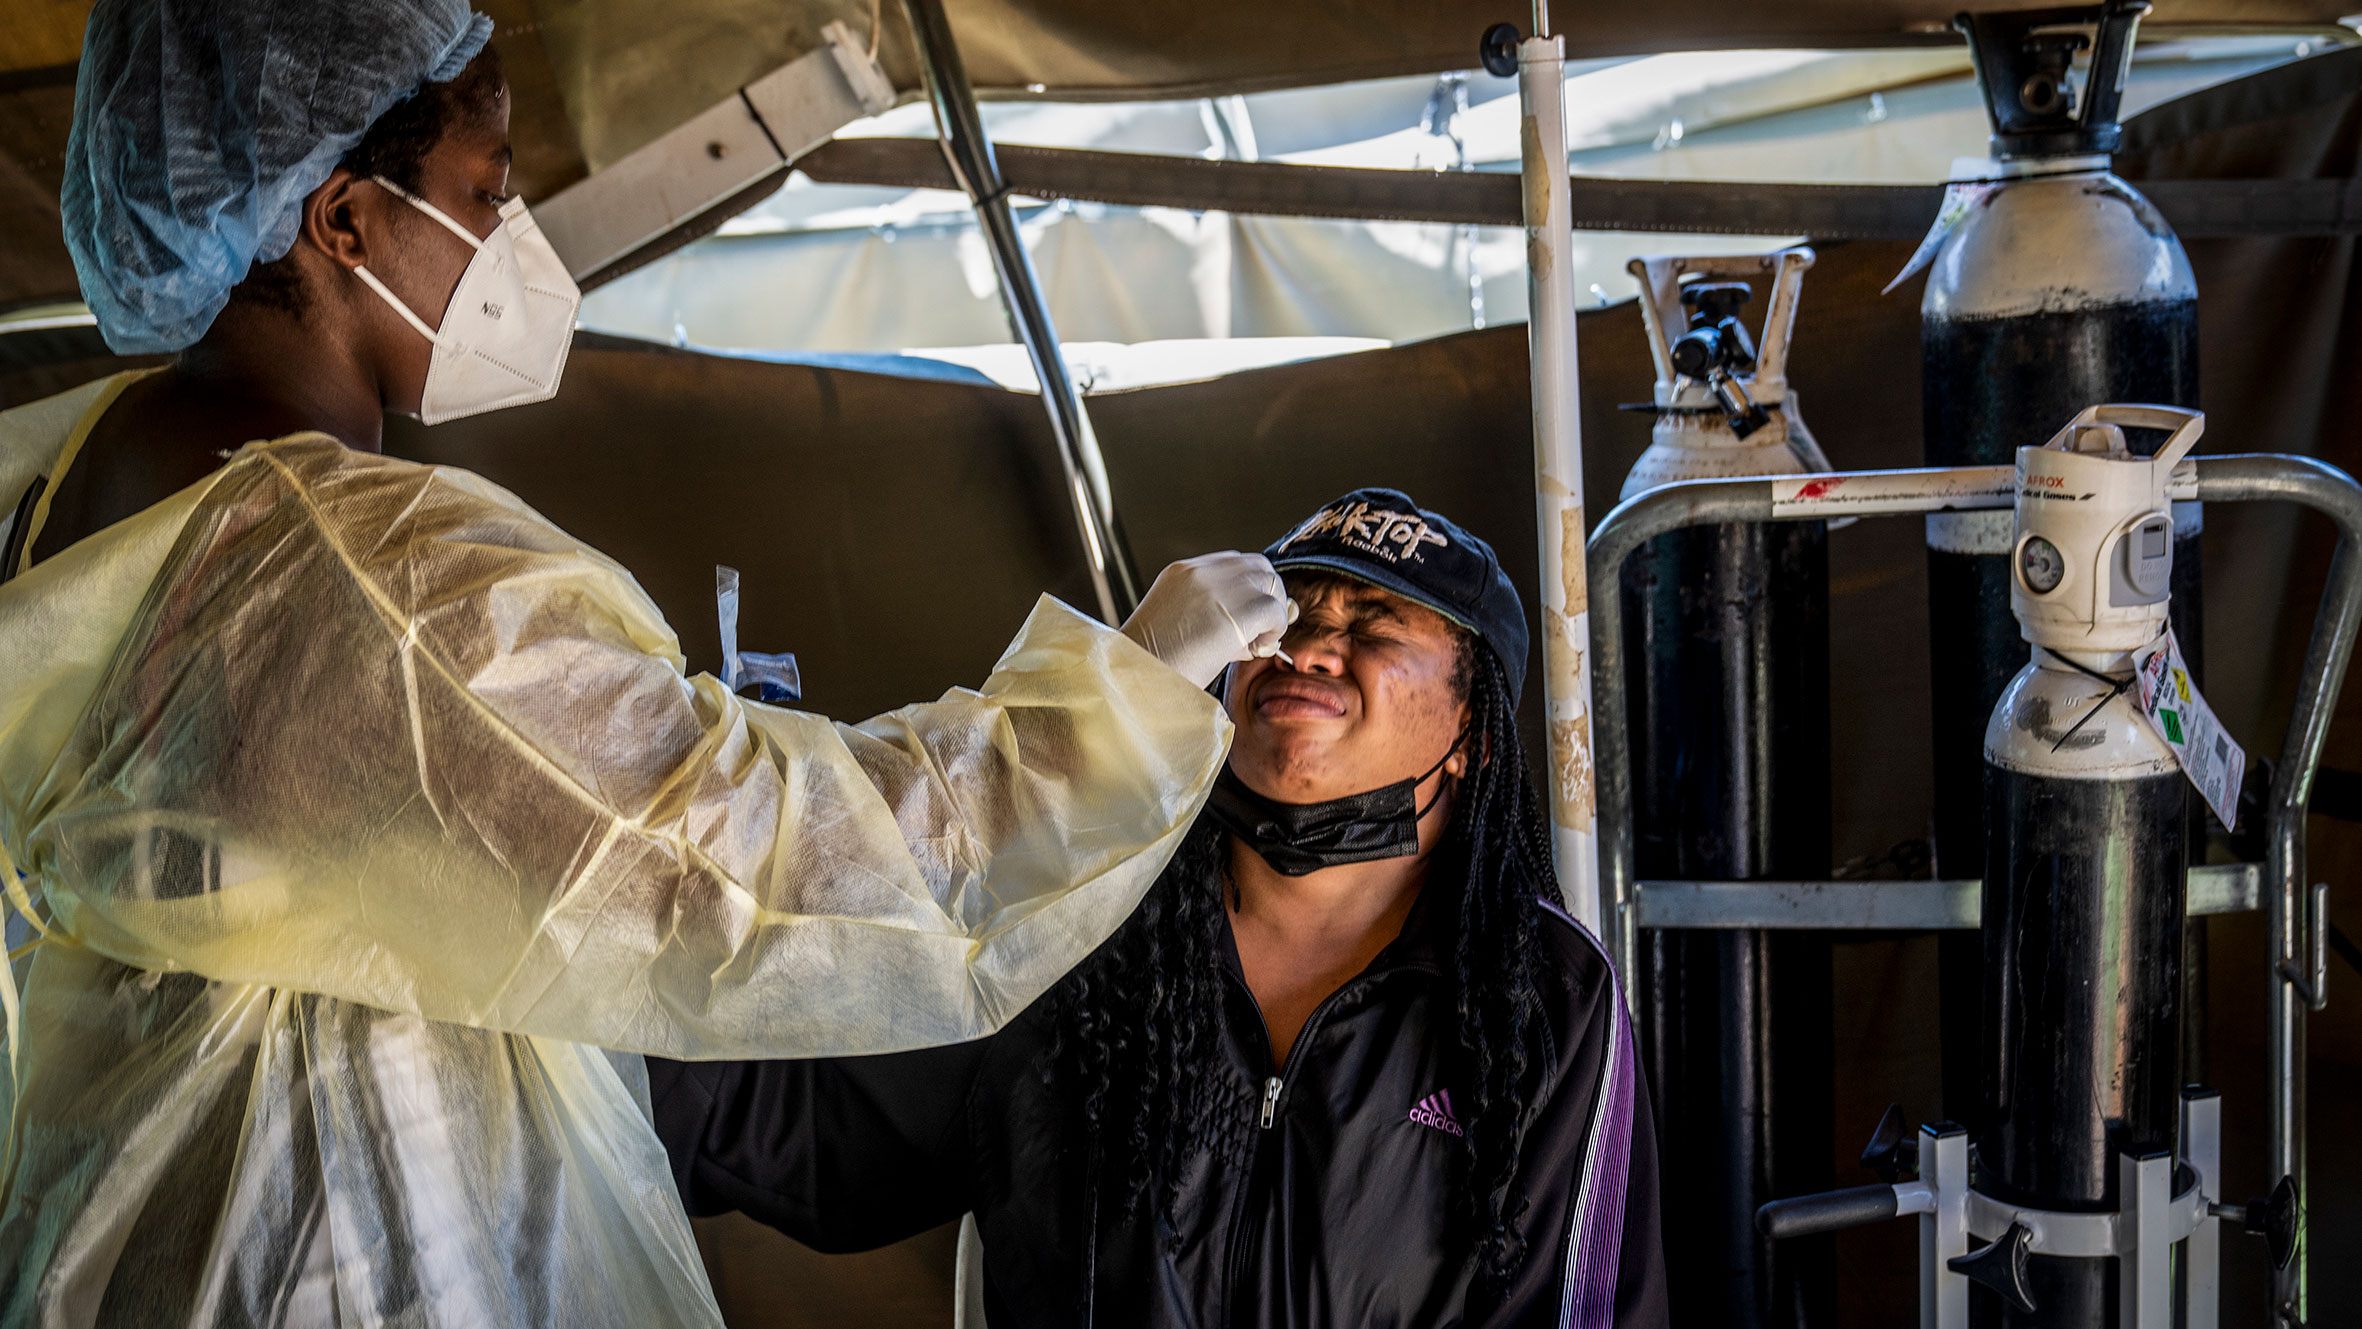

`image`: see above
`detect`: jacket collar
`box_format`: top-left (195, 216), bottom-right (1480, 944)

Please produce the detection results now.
top-left (1213, 840), bottom-right (1459, 984)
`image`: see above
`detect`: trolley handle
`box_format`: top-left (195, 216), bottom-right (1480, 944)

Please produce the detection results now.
top-left (1755, 1184), bottom-right (1902, 1240)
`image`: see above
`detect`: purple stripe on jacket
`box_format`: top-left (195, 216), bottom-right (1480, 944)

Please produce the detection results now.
top-left (1551, 904), bottom-right (1635, 1329)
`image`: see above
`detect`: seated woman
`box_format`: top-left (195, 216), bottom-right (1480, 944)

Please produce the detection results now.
top-left (654, 489), bottom-right (1668, 1328)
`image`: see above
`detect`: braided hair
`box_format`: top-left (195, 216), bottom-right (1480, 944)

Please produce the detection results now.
top-left (1051, 624), bottom-right (1552, 1295)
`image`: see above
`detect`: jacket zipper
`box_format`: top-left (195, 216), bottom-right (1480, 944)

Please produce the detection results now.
top-left (1242, 977), bottom-right (1358, 1131)
top-left (1220, 976), bottom-right (1362, 1321)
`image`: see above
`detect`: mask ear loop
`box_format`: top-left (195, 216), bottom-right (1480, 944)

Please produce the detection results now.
top-left (1412, 721), bottom-right (1477, 821)
top-left (351, 176), bottom-right (489, 350)
top-left (350, 266), bottom-right (450, 347)
top-left (370, 176), bottom-right (490, 249)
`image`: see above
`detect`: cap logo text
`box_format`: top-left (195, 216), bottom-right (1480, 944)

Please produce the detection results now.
top-left (1278, 501), bottom-right (1450, 564)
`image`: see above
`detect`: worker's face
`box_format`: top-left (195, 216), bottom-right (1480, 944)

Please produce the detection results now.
top-left (296, 61), bottom-right (515, 416)
top-left (367, 83), bottom-right (516, 415)
top-left (1224, 574), bottom-right (1471, 806)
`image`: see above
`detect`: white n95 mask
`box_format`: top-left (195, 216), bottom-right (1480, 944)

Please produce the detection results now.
top-left (353, 176), bottom-right (582, 425)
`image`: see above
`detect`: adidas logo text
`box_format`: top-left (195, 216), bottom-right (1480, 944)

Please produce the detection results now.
top-left (1407, 1089), bottom-right (1463, 1137)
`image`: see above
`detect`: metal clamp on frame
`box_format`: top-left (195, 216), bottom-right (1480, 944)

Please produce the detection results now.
top-left (1753, 1090), bottom-right (2228, 1329)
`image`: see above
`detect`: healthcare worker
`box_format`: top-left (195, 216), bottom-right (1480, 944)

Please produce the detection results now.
top-left (0, 2), bottom-right (1288, 1325)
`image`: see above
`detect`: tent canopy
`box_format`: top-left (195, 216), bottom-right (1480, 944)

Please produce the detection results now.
top-left (6, 1), bottom-right (2359, 187)
top-left (1, 0), bottom-right (2353, 315)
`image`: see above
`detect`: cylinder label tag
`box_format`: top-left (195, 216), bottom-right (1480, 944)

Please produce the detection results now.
top-left (2133, 626), bottom-right (2245, 829)
top-left (1883, 180), bottom-right (1998, 294)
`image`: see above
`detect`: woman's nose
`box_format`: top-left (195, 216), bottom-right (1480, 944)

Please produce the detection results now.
top-left (1281, 624), bottom-right (1346, 673)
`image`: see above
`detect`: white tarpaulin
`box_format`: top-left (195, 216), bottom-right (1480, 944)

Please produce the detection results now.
top-left (578, 37), bottom-right (2318, 367)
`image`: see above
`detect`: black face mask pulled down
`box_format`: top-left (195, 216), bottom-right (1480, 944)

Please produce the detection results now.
top-left (1204, 735), bottom-right (1463, 877)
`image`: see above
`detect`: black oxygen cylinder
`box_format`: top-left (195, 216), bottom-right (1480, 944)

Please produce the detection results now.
top-left (1980, 666), bottom-right (2187, 1327)
top-left (1623, 259), bottom-right (1832, 1329)
top-left (1924, 3), bottom-right (2201, 1121)
top-left (1628, 522), bottom-right (1832, 1329)
top-left (1973, 400), bottom-right (2200, 1326)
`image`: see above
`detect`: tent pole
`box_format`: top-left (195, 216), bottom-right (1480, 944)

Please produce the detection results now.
top-left (902, 0), bottom-right (1141, 623)
top-left (1516, 16), bottom-right (1607, 947)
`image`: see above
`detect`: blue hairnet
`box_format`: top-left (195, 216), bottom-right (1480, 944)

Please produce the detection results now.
top-left (63, 0), bottom-right (496, 354)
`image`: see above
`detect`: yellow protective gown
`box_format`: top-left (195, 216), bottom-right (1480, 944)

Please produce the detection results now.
top-left (0, 373), bottom-right (1229, 1327)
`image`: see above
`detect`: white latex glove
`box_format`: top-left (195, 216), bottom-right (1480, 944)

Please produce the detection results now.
top-left (1120, 552), bottom-right (1295, 689)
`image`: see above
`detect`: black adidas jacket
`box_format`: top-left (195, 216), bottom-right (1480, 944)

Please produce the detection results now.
top-left (649, 879), bottom-right (1668, 1329)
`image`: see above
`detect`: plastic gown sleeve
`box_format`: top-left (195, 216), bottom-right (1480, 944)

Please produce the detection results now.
top-left (25, 437), bottom-right (1229, 1058)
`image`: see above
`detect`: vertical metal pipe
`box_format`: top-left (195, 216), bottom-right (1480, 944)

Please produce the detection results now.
top-left (2182, 1089), bottom-right (2223, 1329)
top-left (900, 0), bottom-right (1142, 623)
top-left (2193, 453), bottom-right (2362, 1324)
top-left (1515, 29), bottom-right (1604, 936)
top-left (2263, 534), bottom-right (2360, 1327)
top-left (2267, 803), bottom-right (2310, 1326)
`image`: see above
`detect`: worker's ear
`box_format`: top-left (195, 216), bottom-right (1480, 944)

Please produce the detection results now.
top-left (298, 167), bottom-right (387, 273)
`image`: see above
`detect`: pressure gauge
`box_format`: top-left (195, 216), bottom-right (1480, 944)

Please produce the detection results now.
top-left (2019, 535), bottom-right (2065, 594)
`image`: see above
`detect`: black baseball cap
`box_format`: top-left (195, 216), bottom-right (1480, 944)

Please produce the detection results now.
top-left (1264, 488), bottom-right (1531, 706)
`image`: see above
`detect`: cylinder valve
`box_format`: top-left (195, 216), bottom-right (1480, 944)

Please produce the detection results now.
top-left (2011, 403), bottom-right (2201, 652)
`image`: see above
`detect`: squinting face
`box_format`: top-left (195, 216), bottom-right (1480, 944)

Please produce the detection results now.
top-left (1224, 573), bottom-right (1471, 805)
